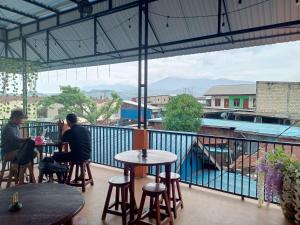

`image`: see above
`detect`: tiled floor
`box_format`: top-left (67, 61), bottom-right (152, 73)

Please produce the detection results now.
top-left (0, 164), bottom-right (293, 225)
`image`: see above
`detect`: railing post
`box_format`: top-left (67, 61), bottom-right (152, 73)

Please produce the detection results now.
top-left (133, 128), bottom-right (148, 178)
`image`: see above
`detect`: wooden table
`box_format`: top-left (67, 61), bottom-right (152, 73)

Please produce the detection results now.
top-left (0, 183), bottom-right (84, 225)
top-left (114, 150), bottom-right (178, 222)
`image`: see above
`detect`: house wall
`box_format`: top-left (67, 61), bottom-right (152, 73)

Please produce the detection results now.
top-left (229, 95), bottom-right (255, 109)
top-left (256, 81), bottom-right (300, 117)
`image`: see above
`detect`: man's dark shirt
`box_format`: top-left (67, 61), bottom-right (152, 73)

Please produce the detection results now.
top-left (62, 125), bottom-right (91, 161)
top-left (1, 121), bottom-right (21, 157)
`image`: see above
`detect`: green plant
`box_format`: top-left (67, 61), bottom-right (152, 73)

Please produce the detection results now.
top-left (164, 94), bottom-right (203, 132)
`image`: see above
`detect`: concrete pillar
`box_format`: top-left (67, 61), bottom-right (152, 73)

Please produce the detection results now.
top-left (133, 128), bottom-right (148, 178)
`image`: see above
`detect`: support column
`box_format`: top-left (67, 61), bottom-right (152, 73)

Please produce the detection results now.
top-left (135, 0), bottom-right (149, 177)
top-left (22, 38), bottom-right (28, 116)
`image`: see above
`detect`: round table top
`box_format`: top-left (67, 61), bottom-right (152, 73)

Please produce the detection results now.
top-left (0, 183), bottom-right (84, 225)
top-left (114, 150), bottom-right (178, 166)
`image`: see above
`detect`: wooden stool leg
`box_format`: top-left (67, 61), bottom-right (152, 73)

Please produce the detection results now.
top-left (80, 164), bottom-right (85, 192)
top-left (38, 170), bottom-right (44, 183)
top-left (171, 181), bottom-right (177, 218)
top-left (115, 186), bottom-right (120, 210)
top-left (75, 164), bottom-right (79, 183)
top-left (0, 160), bottom-right (7, 187)
top-left (163, 191), bottom-right (174, 225)
top-left (155, 195), bottom-right (162, 225)
top-left (121, 187), bottom-right (127, 225)
top-left (136, 192), bottom-right (147, 224)
top-left (6, 166), bottom-right (14, 188)
top-left (66, 163), bottom-right (74, 185)
top-left (176, 180), bottom-right (184, 208)
top-left (86, 163), bottom-right (94, 185)
top-left (102, 184), bottom-right (113, 220)
top-left (28, 163), bottom-right (36, 184)
top-left (18, 166), bottom-right (25, 185)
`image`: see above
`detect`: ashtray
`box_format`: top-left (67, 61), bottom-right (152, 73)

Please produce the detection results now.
top-left (9, 202), bottom-right (23, 212)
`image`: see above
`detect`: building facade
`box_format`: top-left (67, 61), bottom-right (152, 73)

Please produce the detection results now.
top-left (204, 84), bottom-right (256, 110)
top-left (132, 95), bottom-right (174, 107)
top-left (256, 81), bottom-right (300, 120)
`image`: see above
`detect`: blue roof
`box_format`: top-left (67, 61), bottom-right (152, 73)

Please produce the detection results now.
top-left (149, 118), bottom-right (300, 138)
top-left (202, 118), bottom-right (300, 138)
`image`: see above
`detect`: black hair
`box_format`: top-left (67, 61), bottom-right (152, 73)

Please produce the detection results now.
top-left (66, 113), bottom-right (78, 124)
top-left (10, 109), bottom-right (26, 119)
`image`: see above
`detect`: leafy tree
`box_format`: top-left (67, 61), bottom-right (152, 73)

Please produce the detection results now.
top-left (38, 86), bottom-right (122, 124)
top-left (164, 94), bottom-right (203, 132)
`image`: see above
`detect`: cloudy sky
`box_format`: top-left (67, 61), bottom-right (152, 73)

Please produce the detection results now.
top-left (36, 40), bottom-right (300, 93)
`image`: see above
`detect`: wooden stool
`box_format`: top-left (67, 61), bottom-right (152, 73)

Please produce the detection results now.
top-left (159, 172), bottom-right (183, 218)
top-left (7, 162), bottom-right (36, 188)
top-left (136, 183), bottom-right (174, 225)
top-left (66, 160), bottom-right (94, 192)
top-left (102, 176), bottom-right (131, 225)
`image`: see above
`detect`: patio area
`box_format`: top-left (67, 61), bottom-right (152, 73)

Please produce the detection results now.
top-left (48, 164), bottom-right (291, 225)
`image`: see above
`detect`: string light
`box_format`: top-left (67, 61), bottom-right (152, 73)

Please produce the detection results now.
top-left (34, 40), bottom-right (37, 48)
top-left (128, 18), bottom-right (131, 29)
top-left (238, 0), bottom-right (242, 4)
top-left (166, 16), bottom-right (170, 28)
top-left (222, 13), bottom-right (225, 27)
top-left (97, 65), bottom-right (100, 80)
top-left (78, 40), bottom-right (81, 48)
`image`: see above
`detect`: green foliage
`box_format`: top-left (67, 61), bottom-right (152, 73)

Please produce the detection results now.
top-left (266, 147), bottom-right (293, 169)
top-left (38, 86), bottom-right (122, 124)
top-left (0, 58), bottom-right (39, 119)
top-left (164, 94), bottom-right (203, 132)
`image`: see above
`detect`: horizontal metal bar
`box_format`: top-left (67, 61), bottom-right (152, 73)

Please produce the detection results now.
top-left (7, 0), bottom-right (157, 42)
top-left (22, 0), bottom-right (59, 14)
top-left (0, 16), bottom-right (21, 26)
top-left (0, 4), bottom-right (38, 20)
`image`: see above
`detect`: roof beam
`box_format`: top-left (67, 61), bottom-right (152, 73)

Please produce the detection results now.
top-left (0, 5), bottom-right (38, 20)
top-left (96, 19), bottom-right (122, 59)
top-left (22, 0), bottom-right (59, 14)
top-left (26, 40), bottom-right (47, 63)
top-left (41, 19), bottom-right (300, 65)
top-left (222, 0), bottom-right (234, 43)
top-left (48, 32), bottom-right (73, 60)
top-left (7, 0), bottom-right (157, 42)
top-left (0, 16), bottom-right (21, 26)
top-left (8, 45), bottom-right (22, 58)
top-left (69, 0), bottom-right (79, 4)
top-left (217, 0), bottom-right (222, 34)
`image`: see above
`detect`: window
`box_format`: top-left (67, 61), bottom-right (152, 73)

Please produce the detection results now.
top-left (234, 99), bottom-right (240, 107)
top-left (253, 97), bottom-right (256, 107)
top-left (215, 98), bottom-right (221, 107)
top-left (206, 99), bottom-right (211, 106)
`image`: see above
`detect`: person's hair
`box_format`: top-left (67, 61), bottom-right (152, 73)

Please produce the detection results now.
top-left (66, 113), bottom-right (78, 124)
top-left (10, 109), bottom-right (26, 120)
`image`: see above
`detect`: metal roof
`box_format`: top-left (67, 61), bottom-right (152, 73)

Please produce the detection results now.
top-left (204, 84), bottom-right (256, 96)
top-left (0, 0), bottom-right (299, 71)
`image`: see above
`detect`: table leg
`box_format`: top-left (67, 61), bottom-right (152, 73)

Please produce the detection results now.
top-left (155, 165), bottom-right (160, 183)
top-left (129, 164), bottom-right (136, 222)
top-left (124, 164), bottom-right (129, 176)
top-left (165, 164), bottom-right (171, 199)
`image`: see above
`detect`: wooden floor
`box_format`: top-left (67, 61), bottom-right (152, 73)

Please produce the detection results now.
top-left (1, 164), bottom-right (294, 225)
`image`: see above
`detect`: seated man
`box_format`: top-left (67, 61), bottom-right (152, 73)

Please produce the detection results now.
top-left (1, 109), bottom-right (34, 162)
top-left (52, 114), bottom-right (91, 163)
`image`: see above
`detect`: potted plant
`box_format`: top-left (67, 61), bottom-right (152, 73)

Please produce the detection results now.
top-left (256, 148), bottom-right (300, 223)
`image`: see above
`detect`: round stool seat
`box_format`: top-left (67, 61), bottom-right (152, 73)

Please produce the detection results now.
top-left (109, 176), bottom-right (130, 185)
top-left (143, 183), bottom-right (166, 193)
top-left (159, 172), bottom-right (180, 180)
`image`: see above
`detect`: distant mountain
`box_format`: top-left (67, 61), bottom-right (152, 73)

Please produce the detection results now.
top-left (148, 77), bottom-right (253, 96)
top-left (82, 77), bottom-right (253, 99)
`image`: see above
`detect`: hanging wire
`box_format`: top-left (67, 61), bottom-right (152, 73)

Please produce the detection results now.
top-left (97, 65), bottom-right (100, 80)
top-left (85, 66), bottom-right (88, 80)
top-left (149, 0), bottom-right (272, 19)
top-left (65, 69), bottom-right (68, 81)
top-left (108, 64), bottom-right (111, 79)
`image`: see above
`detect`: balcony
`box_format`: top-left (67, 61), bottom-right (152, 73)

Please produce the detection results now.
top-left (71, 164), bottom-right (291, 225)
top-left (1, 122), bottom-right (299, 225)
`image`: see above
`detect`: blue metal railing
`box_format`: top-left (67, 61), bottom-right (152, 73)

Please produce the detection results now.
top-left (1, 121), bottom-right (300, 204)
top-left (148, 129), bottom-right (300, 203)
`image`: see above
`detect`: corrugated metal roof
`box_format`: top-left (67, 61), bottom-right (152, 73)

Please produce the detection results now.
top-left (204, 84), bottom-right (256, 96)
top-left (0, 0), bottom-right (299, 71)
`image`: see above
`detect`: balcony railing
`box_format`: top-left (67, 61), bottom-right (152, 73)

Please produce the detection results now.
top-left (1, 122), bottom-right (299, 204)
